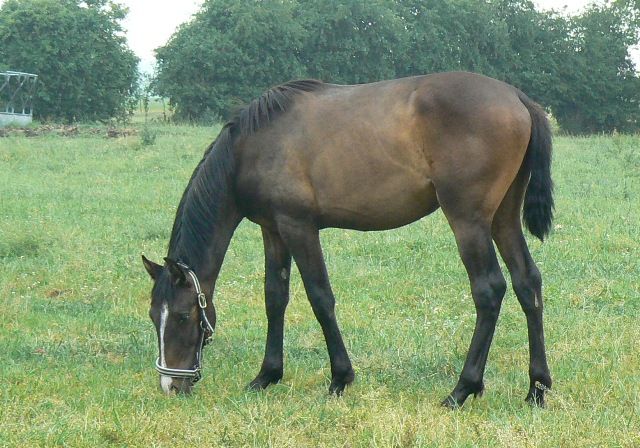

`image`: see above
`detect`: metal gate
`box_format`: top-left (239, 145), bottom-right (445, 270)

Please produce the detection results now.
top-left (0, 71), bottom-right (38, 126)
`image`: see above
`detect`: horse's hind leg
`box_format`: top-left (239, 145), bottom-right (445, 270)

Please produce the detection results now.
top-left (276, 217), bottom-right (355, 395)
top-left (492, 170), bottom-right (552, 406)
top-left (249, 227), bottom-right (292, 390)
top-left (434, 170), bottom-right (511, 408)
top-left (440, 217), bottom-right (507, 408)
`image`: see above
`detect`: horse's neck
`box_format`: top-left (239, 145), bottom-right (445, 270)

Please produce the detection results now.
top-left (168, 130), bottom-right (242, 295)
top-left (169, 202), bottom-right (242, 298)
top-left (198, 211), bottom-right (242, 292)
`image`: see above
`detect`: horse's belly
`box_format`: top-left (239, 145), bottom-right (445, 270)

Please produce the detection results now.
top-left (316, 178), bottom-right (439, 231)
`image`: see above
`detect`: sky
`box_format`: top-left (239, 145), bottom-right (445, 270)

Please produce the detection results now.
top-left (121, 0), bottom-right (204, 72)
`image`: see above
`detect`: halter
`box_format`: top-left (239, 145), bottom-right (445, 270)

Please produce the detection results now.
top-left (154, 262), bottom-right (215, 384)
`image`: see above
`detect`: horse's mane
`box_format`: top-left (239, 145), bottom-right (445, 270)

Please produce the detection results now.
top-left (167, 79), bottom-right (325, 265)
top-left (235, 79), bottom-right (324, 135)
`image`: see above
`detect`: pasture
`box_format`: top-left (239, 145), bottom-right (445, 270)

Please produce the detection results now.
top-left (1, 126), bottom-right (638, 447)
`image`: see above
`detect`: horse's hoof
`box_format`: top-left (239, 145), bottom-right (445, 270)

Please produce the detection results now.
top-left (247, 373), bottom-right (281, 391)
top-left (328, 369), bottom-right (355, 396)
top-left (441, 381), bottom-right (483, 409)
top-left (525, 383), bottom-right (548, 408)
top-left (329, 381), bottom-right (346, 396)
top-left (440, 395), bottom-right (463, 409)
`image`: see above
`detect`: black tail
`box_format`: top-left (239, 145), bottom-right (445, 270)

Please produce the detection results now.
top-left (518, 91), bottom-right (554, 241)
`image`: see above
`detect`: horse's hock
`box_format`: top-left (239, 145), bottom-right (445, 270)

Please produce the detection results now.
top-left (0, 71), bottom-right (38, 127)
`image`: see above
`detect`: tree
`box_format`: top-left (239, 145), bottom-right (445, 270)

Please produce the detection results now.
top-left (154, 0), bottom-right (305, 121)
top-left (394, 0), bottom-right (514, 78)
top-left (295, 0), bottom-right (405, 84)
top-left (491, 0), bottom-right (570, 105)
top-left (0, 0), bottom-right (139, 122)
top-left (153, 0), bottom-right (640, 133)
top-left (551, 1), bottom-right (640, 133)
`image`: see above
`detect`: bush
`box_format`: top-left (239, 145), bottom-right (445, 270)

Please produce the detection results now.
top-left (0, 0), bottom-right (139, 122)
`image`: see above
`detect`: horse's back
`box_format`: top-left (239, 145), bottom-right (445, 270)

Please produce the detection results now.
top-left (234, 72), bottom-right (532, 230)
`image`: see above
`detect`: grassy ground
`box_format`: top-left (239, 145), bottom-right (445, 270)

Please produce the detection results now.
top-left (0, 125), bottom-right (638, 447)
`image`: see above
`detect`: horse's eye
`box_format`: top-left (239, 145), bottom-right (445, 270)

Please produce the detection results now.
top-left (177, 313), bottom-right (190, 323)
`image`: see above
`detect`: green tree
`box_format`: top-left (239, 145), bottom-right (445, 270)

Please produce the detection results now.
top-left (551, 1), bottom-right (640, 133)
top-left (394, 0), bottom-right (513, 77)
top-left (0, 0), bottom-right (138, 122)
top-left (295, 0), bottom-right (404, 84)
top-left (491, 0), bottom-right (569, 105)
top-left (154, 0), bottom-right (304, 121)
top-left (153, 0), bottom-right (640, 133)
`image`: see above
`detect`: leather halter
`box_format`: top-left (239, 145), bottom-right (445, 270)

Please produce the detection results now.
top-left (154, 262), bottom-right (214, 384)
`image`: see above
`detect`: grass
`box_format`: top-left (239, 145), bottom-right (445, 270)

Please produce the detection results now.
top-left (0, 125), bottom-right (639, 447)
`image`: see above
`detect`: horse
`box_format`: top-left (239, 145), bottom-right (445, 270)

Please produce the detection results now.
top-left (141, 71), bottom-right (554, 408)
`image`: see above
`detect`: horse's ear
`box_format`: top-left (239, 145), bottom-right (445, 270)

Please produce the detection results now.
top-left (164, 257), bottom-right (187, 286)
top-left (142, 255), bottom-right (162, 280)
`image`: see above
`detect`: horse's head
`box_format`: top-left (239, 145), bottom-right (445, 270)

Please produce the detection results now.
top-left (142, 255), bottom-right (215, 395)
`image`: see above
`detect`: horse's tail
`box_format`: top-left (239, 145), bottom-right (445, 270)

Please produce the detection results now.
top-left (517, 91), bottom-right (554, 241)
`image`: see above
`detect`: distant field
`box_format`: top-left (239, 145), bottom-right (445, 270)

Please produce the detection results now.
top-left (0, 126), bottom-right (638, 447)
top-left (130, 98), bottom-right (172, 125)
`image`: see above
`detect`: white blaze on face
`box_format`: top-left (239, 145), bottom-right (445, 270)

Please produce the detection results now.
top-left (159, 301), bottom-right (173, 393)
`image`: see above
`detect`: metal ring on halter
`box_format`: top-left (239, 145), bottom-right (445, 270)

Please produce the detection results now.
top-left (154, 262), bottom-right (214, 383)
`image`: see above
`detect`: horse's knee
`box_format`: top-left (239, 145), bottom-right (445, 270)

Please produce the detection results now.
top-left (491, 273), bottom-right (507, 301)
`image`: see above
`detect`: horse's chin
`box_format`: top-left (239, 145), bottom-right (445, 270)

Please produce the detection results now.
top-left (159, 376), bottom-right (194, 395)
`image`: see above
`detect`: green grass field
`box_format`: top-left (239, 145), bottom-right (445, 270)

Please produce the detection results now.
top-left (1, 125), bottom-right (639, 447)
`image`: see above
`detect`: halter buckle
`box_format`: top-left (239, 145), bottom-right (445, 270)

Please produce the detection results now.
top-left (197, 292), bottom-right (207, 308)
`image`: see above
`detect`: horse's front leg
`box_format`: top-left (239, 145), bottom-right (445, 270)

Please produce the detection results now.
top-left (277, 217), bottom-right (355, 395)
top-left (248, 227), bottom-right (292, 390)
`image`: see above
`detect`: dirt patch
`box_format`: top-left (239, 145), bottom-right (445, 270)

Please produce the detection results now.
top-left (0, 125), bottom-right (138, 138)
top-left (46, 288), bottom-right (72, 298)
top-left (106, 127), bottom-right (137, 138)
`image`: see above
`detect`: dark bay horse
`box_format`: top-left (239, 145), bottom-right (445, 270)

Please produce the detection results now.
top-left (142, 71), bottom-right (554, 408)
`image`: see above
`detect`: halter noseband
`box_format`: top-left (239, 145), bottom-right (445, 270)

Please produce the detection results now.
top-left (155, 262), bottom-right (214, 384)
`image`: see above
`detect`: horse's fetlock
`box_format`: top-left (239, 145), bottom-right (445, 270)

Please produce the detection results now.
top-left (262, 358), bottom-right (283, 372)
top-left (530, 370), bottom-right (552, 390)
top-left (459, 371), bottom-right (484, 395)
top-left (332, 362), bottom-right (355, 382)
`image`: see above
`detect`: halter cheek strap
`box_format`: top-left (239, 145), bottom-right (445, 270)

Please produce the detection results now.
top-left (155, 263), bottom-right (214, 384)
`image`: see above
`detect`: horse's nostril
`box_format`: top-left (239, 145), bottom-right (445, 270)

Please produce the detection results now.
top-left (170, 384), bottom-right (179, 393)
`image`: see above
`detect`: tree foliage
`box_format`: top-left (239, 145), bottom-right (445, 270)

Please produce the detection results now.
top-left (295, 0), bottom-right (405, 84)
top-left (0, 0), bottom-right (138, 122)
top-left (550, 1), bottom-right (640, 133)
top-left (154, 0), bottom-right (640, 133)
top-left (155, 0), bottom-right (304, 122)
